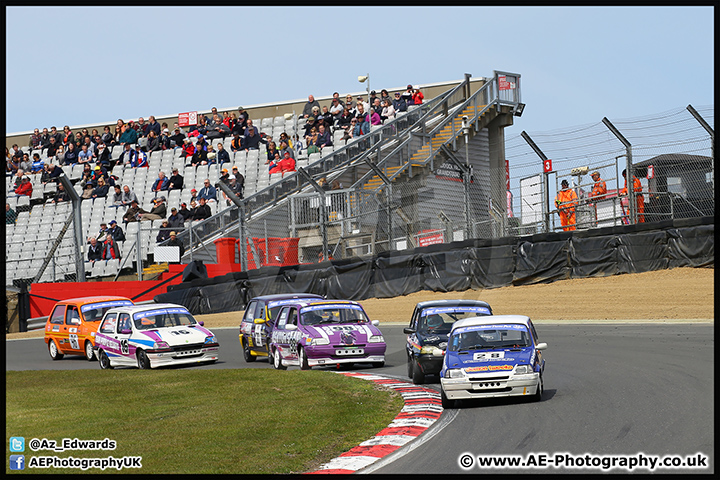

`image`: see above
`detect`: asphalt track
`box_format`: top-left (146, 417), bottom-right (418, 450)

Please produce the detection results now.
top-left (6, 321), bottom-right (714, 474)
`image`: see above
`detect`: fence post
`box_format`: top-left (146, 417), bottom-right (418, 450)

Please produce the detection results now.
top-left (686, 104), bottom-right (714, 195)
top-left (602, 118), bottom-right (635, 224)
top-left (136, 224), bottom-right (143, 281)
top-left (521, 131), bottom-right (551, 233)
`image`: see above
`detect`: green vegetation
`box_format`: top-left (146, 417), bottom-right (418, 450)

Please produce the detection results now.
top-left (6, 369), bottom-right (402, 474)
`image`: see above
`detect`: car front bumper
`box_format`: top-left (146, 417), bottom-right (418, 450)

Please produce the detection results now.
top-left (305, 343), bottom-right (386, 366)
top-left (441, 372), bottom-right (540, 400)
top-left (149, 346), bottom-right (219, 367)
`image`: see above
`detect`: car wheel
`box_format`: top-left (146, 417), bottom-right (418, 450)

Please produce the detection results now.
top-left (299, 347), bottom-right (310, 370)
top-left (412, 359), bottom-right (425, 385)
top-left (407, 354), bottom-right (414, 378)
top-left (533, 373), bottom-right (544, 402)
top-left (137, 350), bottom-right (151, 369)
top-left (48, 340), bottom-right (64, 360)
top-left (84, 341), bottom-right (95, 361)
top-left (242, 339), bottom-right (256, 363)
top-left (372, 361), bottom-right (385, 368)
top-left (272, 347), bottom-right (286, 370)
top-left (441, 388), bottom-right (455, 409)
top-left (98, 350), bottom-right (113, 370)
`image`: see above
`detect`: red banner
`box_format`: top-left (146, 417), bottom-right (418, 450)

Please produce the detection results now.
top-left (178, 111), bottom-right (198, 127)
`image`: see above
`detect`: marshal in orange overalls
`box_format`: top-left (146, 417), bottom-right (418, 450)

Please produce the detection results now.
top-left (620, 175), bottom-right (645, 223)
top-left (555, 186), bottom-right (578, 231)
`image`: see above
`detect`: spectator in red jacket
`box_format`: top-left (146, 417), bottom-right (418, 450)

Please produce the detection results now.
top-left (14, 176), bottom-right (33, 196)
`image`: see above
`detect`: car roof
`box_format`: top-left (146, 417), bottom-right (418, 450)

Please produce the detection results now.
top-left (253, 293), bottom-right (324, 302)
top-left (57, 296), bottom-right (133, 306)
top-left (109, 303), bottom-right (190, 314)
top-left (287, 299), bottom-right (362, 309)
top-left (451, 315), bottom-right (531, 332)
top-left (415, 299), bottom-right (491, 309)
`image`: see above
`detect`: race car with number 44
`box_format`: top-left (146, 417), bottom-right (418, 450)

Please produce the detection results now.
top-left (440, 315), bottom-right (547, 408)
top-left (269, 300), bottom-right (386, 370)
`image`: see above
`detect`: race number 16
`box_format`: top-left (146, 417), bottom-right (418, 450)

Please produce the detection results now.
top-left (543, 159), bottom-right (553, 173)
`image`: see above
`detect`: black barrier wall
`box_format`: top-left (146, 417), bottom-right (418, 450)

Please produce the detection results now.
top-left (154, 217), bottom-right (714, 315)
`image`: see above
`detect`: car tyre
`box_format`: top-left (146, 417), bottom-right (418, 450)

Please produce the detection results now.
top-left (441, 388), bottom-right (455, 409)
top-left (407, 354), bottom-right (414, 378)
top-left (372, 361), bottom-right (385, 368)
top-left (98, 350), bottom-right (113, 370)
top-left (84, 341), bottom-right (96, 361)
top-left (299, 347), bottom-right (310, 370)
top-left (272, 347), bottom-right (287, 370)
top-left (533, 373), bottom-right (544, 402)
top-left (412, 359), bottom-right (425, 385)
top-left (137, 350), bottom-right (151, 369)
top-left (48, 339), bottom-right (64, 361)
top-left (242, 339), bottom-right (256, 363)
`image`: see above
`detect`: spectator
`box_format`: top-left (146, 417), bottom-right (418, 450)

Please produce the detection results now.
top-left (169, 127), bottom-right (186, 149)
top-left (138, 196), bottom-right (167, 221)
top-left (29, 128), bottom-right (43, 150)
top-left (44, 163), bottom-right (64, 184)
top-left (53, 144), bottom-right (66, 166)
top-left (219, 168), bottom-right (230, 184)
top-left (30, 154), bottom-right (45, 174)
top-left (53, 183), bottom-right (70, 203)
top-left (381, 99), bottom-right (396, 123)
top-left (92, 176), bottom-right (109, 199)
top-left (344, 94), bottom-right (355, 113)
top-left (302, 95), bottom-right (321, 118)
top-left (14, 176), bottom-right (33, 197)
top-left (146, 130), bottom-right (161, 153)
top-left (146, 115), bottom-right (162, 138)
top-left (316, 124), bottom-right (333, 149)
top-left (269, 151), bottom-right (296, 177)
top-left (6, 203), bottom-right (17, 224)
top-left (190, 144), bottom-right (208, 166)
top-left (45, 136), bottom-right (61, 158)
top-left (19, 153), bottom-right (32, 172)
top-left (166, 231), bottom-right (185, 259)
top-left (96, 143), bottom-right (112, 169)
top-left (206, 144), bottom-right (218, 165)
top-left (118, 123), bottom-right (138, 145)
top-left (111, 185), bottom-right (124, 206)
top-left (243, 126), bottom-right (266, 151)
top-left (223, 174), bottom-right (243, 206)
top-left (336, 107), bottom-right (354, 133)
top-left (216, 142), bottom-right (231, 166)
top-left (192, 197), bottom-right (212, 222)
top-left (197, 179), bottom-right (217, 203)
top-left (64, 142), bottom-right (78, 165)
top-left (101, 125), bottom-right (114, 146)
top-left (231, 166), bottom-right (245, 194)
top-left (102, 235), bottom-right (121, 260)
top-left (392, 91), bottom-right (407, 113)
top-left (39, 129), bottom-right (52, 149)
top-left (356, 95), bottom-right (369, 113)
top-left (131, 144), bottom-right (148, 168)
top-left (121, 185), bottom-right (138, 206)
top-left (156, 220), bottom-right (172, 243)
top-left (62, 125), bottom-right (74, 145)
top-left (380, 89), bottom-right (391, 105)
top-left (401, 84), bottom-right (415, 106)
top-left (306, 127), bottom-right (320, 154)
top-left (77, 144), bottom-right (94, 164)
top-left (371, 97), bottom-right (383, 117)
top-left (123, 199), bottom-right (142, 223)
top-left (151, 171), bottom-right (170, 192)
top-left (243, 119), bottom-right (259, 138)
top-left (118, 143), bottom-right (135, 166)
top-left (96, 222), bottom-right (110, 242)
top-left (180, 138), bottom-right (195, 159)
top-left (10, 169), bottom-right (26, 191)
top-left (87, 237), bottom-right (103, 263)
top-left (266, 141), bottom-right (280, 163)
top-left (206, 113), bottom-right (230, 140)
top-left (189, 188), bottom-right (199, 204)
top-left (167, 207), bottom-right (184, 231)
top-left (159, 128), bottom-right (172, 150)
top-left (168, 168), bottom-right (184, 191)
top-left (317, 105), bottom-right (334, 128)
top-left (107, 219), bottom-right (126, 242)
top-left (178, 202), bottom-right (192, 224)
top-left (412, 85), bottom-right (424, 105)
top-left (329, 97), bottom-right (344, 121)
top-left (230, 131), bottom-right (244, 152)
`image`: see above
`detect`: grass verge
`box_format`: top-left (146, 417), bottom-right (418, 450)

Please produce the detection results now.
top-left (6, 369), bottom-right (403, 474)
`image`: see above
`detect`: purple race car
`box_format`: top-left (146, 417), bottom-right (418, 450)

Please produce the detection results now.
top-left (269, 300), bottom-right (386, 370)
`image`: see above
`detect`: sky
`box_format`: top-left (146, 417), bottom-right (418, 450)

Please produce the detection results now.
top-left (5, 6), bottom-right (714, 140)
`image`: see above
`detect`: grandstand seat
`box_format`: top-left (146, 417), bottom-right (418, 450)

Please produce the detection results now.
top-left (16, 195), bottom-right (31, 209)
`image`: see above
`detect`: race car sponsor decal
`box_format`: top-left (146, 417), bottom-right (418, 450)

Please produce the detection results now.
top-left (267, 298), bottom-right (315, 309)
top-left (81, 300), bottom-right (132, 313)
top-left (132, 307), bottom-right (190, 321)
top-left (453, 323), bottom-right (528, 335)
top-left (421, 306), bottom-right (491, 316)
top-left (465, 365), bottom-right (514, 372)
top-left (69, 327), bottom-right (78, 334)
top-left (340, 330), bottom-right (356, 345)
top-left (473, 351), bottom-right (505, 361)
top-left (301, 304), bottom-right (364, 313)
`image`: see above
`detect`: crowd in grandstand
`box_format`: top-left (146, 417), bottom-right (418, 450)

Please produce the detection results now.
top-left (6, 84), bottom-right (425, 264)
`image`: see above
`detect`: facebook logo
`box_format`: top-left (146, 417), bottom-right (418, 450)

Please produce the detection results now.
top-left (9, 436), bottom-right (25, 452)
top-left (9, 455), bottom-right (25, 470)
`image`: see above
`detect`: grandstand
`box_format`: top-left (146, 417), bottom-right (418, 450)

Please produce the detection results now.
top-left (6, 72), bottom-right (524, 288)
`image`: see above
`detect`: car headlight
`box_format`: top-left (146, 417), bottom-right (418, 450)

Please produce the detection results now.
top-left (514, 365), bottom-right (533, 375)
top-left (446, 368), bottom-right (465, 379)
top-left (368, 335), bottom-right (384, 343)
top-left (204, 335), bottom-right (217, 345)
top-left (152, 341), bottom-right (171, 352)
top-left (420, 346), bottom-right (444, 355)
top-left (307, 337), bottom-right (330, 346)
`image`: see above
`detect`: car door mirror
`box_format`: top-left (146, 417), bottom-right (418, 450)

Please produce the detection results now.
top-left (197, 321), bottom-right (204, 326)
top-left (403, 328), bottom-right (416, 334)
top-left (119, 328), bottom-right (132, 335)
top-left (285, 324), bottom-right (297, 331)
top-left (536, 342), bottom-right (548, 350)
top-left (371, 320), bottom-right (380, 326)
top-left (254, 318), bottom-right (265, 324)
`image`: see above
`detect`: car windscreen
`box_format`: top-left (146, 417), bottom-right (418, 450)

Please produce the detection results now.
top-left (81, 300), bottom-right (133, 322)
top-left (300, 304), bottom-right (369, 325)
top-left (448, 324), bottom-right (530, 351)
top-left (419, 306), bottom-right (491, 334)
top-left (268, 298), bottom-right (319, 322)
top-left (132, 307), bottom-right (197, 330)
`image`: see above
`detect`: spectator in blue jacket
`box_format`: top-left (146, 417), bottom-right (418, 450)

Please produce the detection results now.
top-left (392, 92), bottom-right (408, 112)
top-left (197, 179), bottom-right (217, 203)
top-left (119, 123), bottom-right (138, 145)
top-left (151, 171), bottom-right (170, 192)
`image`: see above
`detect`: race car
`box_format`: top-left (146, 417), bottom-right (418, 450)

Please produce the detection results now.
top-left (404, 300), bottom-right (492, 384)
top-left (94, 303), bottom-right (219, 369)
top-left (269, 300), bottom-right (386, 370)
top-left (439, 315), bottom-right (547, 408)
top-left (239, 293), bottom-right (323, 363)
top-left (44, 296), bottom-right (134, 361)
